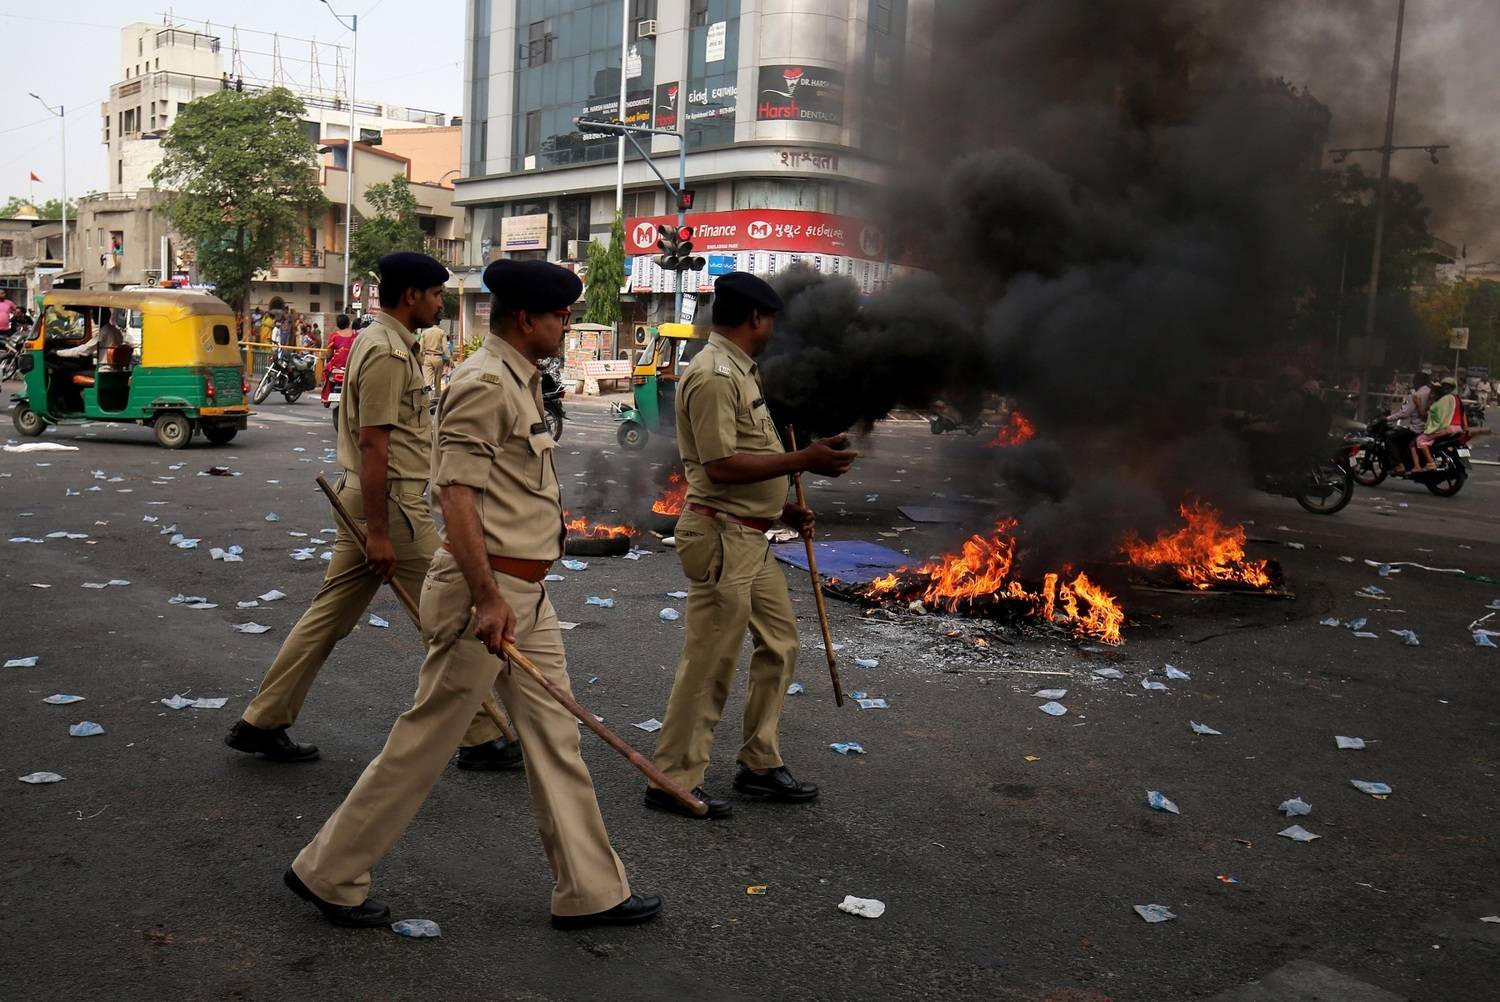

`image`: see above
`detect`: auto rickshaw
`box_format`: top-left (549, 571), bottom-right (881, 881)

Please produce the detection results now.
top-left (9, 290), bottom-right (249, 449)
top-left (612, 322), bottom-right (702, 450)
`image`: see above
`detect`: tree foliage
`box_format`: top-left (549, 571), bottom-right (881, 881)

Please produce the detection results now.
top-left (1413, 278), bottom-right (1500, 371)
top-left (149, 88), bottom-right (326, 314)
top-left (583, 211), bottom-right (624, 326)
top-left (350, 175), bottom-right (424, 281)
top-left (1, 196), bottom-right (77, 219)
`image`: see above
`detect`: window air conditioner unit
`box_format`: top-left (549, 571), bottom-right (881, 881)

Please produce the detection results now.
top-left (566, 239), bottom-right (587, 260)
top-left (637, 19), bottom-right (657, 38)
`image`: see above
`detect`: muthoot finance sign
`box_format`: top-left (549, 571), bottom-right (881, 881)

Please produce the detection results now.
top-left (623, 209), bottom-right (881, 257)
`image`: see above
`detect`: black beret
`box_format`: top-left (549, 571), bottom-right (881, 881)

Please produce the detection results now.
top-left (377, 251), bottom-right (449, 288)
top-left (483, 258), bottom-right (583, 312)
top-left (713, 271), bottom-right (783, 313)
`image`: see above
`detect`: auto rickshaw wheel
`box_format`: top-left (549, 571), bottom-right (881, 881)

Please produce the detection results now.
top-left (12, 402), bottom-right (47, 437)
top-left (154, 412), bottom-right (192, 449)
top-left (617, 422), bottom-right (647, 450)
top-left (202, 424), bottom-right (238, 445)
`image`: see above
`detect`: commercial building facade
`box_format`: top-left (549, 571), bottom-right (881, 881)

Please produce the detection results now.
top-left (455, 0), bottom-right (932, 355)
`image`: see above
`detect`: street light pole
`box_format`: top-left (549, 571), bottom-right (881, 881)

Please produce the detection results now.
top-left (29, 94), bottom-right (66, 274)
top-left (320, 1), bottom-right (358, 314)
top-left (1359, 0), bottom-right (1405, 420)
top-left (615, 0), bottom-right (629, 214)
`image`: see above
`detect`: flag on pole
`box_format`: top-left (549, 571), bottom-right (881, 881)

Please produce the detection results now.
top-left (29, 172), bottom-right (42, 182)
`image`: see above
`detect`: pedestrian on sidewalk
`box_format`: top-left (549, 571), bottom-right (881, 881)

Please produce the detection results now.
top-left (419, 321), bottom-right (450, 397)
top-left (285, 258), bottom-right (661, 931)
top-left (225, 252), bottom-right (519, 771)
top-left (645, 272), bottom-right (859, 820)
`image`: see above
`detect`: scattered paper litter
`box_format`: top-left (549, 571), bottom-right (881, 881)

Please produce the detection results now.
top-left (1388, 629), bottom-right (1420, 646)
top-left (830, 742), bottom-right (866, 755)
top-left (1038, 701), bottom-right (1068, 716)
top-left (1353, 631), bottom-right (1379, 639)
top-left (1189, 721), bottom-right (1222, 736)
top-left (5, 656), bottom-right (39, 668)
top-left (786, 682), bottom-right (805, 695)
top-left (1164, 665), bottom-right (1191, 680)
top-left (1279, 797), bottom-right (1312, 817)
top-left (1480, 916), bottom-right (1500, 925)
top-left (543, 574), bottom-right (566, 582)
top-left (237, 600), bottom-right (260, 609)
top-left (557, 622), bottom-right (579, 630)
top-left (1320, 617), bottom-right (1341, 627)
top-left (1133, 904), bottom-right (1176, 923)
top-left (837, 895), bottom-right (885, 919)
top-left (1147, 790), bottom-right (1180, 814)
top-left (633, 718), bottom-right (663, 732)
top-left (1141, 679), bottom-right (1169, 692)
top-left (1475, 632), bottom-right (1498, 649)
top-left (1278, 825), bottom-right (1320, 842)
top-left (160, 695), bottom-right (194, 710)
top-left (561, 559), bottom-right (588, 571)
top-left (232, 622), bottom-right (273, 634)
top-left (585, 596), bottom-right (614, 608)
top-left (853, 657), bottom-right (880, 669)
top-left (29, 583), bottom-right (51, 589)
top-left (1335, 735), bottom-right (1367, 750)
top-left (1093, 667), bottom-right (1124, 679)
top-left (1363, 559), bottom-right (1464, 575)
top-left (391, 919), bottom-right (441, 938)
top-left (187, 602), bottom-right (218, 610)
top-left (1034, 688), bottom-right (1068, 700)
top-left (658, 608), bottom-right (680, 622)
top-left (368, 614), bottom-right (390, 628)
top-left (69, 721), bottom-right (105, 738)
top-left (3, 442), bottom-right (78, 452)
top-left (856, 697), bottom-right (890, 710)
top-left (18, 772), bottom-right (65, 784)
top-left (1350, 780), bottom-right (1392, 797)
top-left (666, 590), bottom-right (688, 599)
top-left (264, 513), bottom-right (281, 522)
top-left (43, 694), bottom-right (85, 705)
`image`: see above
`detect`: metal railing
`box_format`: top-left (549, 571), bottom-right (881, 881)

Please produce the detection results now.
top-left (274, 249), bottom-right (324, 269)
top-left (423, 237), bottom-right (464, 266)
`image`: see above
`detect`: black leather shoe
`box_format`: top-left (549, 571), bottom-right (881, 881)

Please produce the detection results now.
top-left (643, 785), bottom-right (732, 819)
top-left (551, 893), bottom-right (662, 930)
top-left (733, 765), bottom-right (819, 803)
top-left (225, 720), bottom-right (320, 762)
top-left (284, 868), bottom-right (390, 928)
top-left (454, 737), bottom-right (524, 771)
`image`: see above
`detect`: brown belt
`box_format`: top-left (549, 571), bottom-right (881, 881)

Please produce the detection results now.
top-left (443, 543), bottom-right (553, 583)
top-left (685, 502), bottom-right (776, 533)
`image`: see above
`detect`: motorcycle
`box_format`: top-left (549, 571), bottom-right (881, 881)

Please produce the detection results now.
top-left (1345, 416), bottom-right (1471, 497)
top-left (0, 328), bottom-right (27, 383)
top-left (1463, 398), bottom-right (1486, 428)
top-left (540, 356), bottom-right (566, 440)
top-left (252, 350), bottom-right (318, 405)
top-left (321, 360), bottom-right (346, 425)
top-left (1255, 441), bottom-right (1356, 514)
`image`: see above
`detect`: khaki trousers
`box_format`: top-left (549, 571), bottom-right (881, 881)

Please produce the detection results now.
top-left (241, 478), bottom-right (500, 749)
top-left (422, 358), bottom-right (444, 394)
top-left (651, 510), bottom-right (800, 792)
top-left (292, 549), bottom-right (631, 916)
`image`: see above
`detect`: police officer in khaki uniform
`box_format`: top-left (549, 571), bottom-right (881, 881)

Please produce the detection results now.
top-left (226, 252), bottom-right (519, 773)
top-left (284, 259), bottom-right (661, 931)
top-left (646, 273), bottom-right (858, 819)
top-left (419, 323), bottom-right (450, 396)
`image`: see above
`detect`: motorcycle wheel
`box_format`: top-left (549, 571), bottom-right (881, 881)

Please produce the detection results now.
top-left (1295, 459), bottom-right (1354, 515)
top-left (1424, 462), bottom-right (1466, 498)
top-left (1351, 447), bottom-right (1387, 487)
top-left (0, 358), bottom-right (16, 382)
top-left (544, 405), bottom-right (564, 442)
top-left (282, 389), bottom-right (302, 405)
top-left (252, 369), bottom-right (275, 405)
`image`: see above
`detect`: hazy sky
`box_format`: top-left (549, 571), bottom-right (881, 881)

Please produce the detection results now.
top-left (0, 0), bottom-right (465, 204)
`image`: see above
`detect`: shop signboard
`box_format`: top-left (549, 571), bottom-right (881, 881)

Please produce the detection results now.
top-left (756, 65), bottom-right (845, 126)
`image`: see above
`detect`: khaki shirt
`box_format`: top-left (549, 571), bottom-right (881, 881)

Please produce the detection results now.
top-left (419, 326), bottom-right (448, 358)
top-left (335, 312), bottom-right (432, 483)
top-left (433, 333), bottom-right (564, 560)
top-left (676, 332), bottom-right (788, 519)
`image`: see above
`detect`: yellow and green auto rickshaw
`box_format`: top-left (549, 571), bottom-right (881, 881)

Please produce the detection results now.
top-left (612, 322), bottom-right (703, 450)
top-left (9, 290), bottom-right (249, 449)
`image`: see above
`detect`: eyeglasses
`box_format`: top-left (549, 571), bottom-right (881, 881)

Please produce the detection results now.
top-left (550, 310), bottom-right (572, 322)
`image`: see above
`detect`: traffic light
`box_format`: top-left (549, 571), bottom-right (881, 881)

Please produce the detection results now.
top-left (678, 189), bottom-right (696, 211)
top-left (653, 224), bottom-right (706, 272)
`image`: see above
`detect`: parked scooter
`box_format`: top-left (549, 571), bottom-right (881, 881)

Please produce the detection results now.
top-left (540, 355), bottom-right (566, 441)
top-left (252, 349), bottom-right (318, 404)
top-left (1345, 416), bottom-right (1471, 497)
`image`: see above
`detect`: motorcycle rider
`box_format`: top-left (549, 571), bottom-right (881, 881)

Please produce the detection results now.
top-left (1386, 370), bottom-right (1432, 474)
top-left (1413, 377), bottom-right (1461, 472)
top-left (1243, 367), bottom-right (1330, 476)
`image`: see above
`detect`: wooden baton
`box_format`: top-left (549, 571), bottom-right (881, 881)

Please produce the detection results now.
top-left (785, 429), bottom-right (846, 707)
top-left (316, 476), bottom-right (708, 817)
top-left (316, 476), bottom-right (517, 743)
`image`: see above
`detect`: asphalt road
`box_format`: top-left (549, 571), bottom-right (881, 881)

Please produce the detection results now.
top-left (2, 392), bottom-right (1498, 1001)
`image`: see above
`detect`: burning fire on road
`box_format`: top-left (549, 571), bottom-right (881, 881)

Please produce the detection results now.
top-left (562, 513), bottom-right (639, 540)
top-left (983, 411), bottom-right (1037, 449)
top-left (1123, 502), bottom-right (1276, 592)
top-left (651, 472), bottom-right (688, 516)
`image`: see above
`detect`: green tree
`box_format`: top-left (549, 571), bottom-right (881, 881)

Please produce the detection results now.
top-left (149, 88), bottom-right (326, 315)
top-left (349, 175), bottom-right (424, 280)
top-left (1, 195), bottom-right (77, 219)
top-left (583, 211), bottom-right (625, 326)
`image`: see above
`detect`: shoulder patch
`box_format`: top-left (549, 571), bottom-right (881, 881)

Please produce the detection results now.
top-left (390, 348), bottom-right (409, 361)
top-left (715, 363), bottom-right (732, 376)
top-left (479, 371), bottom-right (502, 384)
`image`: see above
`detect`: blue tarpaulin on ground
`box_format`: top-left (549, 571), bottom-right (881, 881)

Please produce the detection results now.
top-left (772, 540), bottom-right (910, 584)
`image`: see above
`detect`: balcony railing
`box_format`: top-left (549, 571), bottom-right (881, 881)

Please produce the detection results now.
top-left (424, 237), bottom-right (464, 266)
top-left (274, 249), bottom-right (324, 270)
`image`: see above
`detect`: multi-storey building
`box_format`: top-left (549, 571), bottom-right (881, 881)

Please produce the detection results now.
top-left (455, 0), bottom-right (932, 354)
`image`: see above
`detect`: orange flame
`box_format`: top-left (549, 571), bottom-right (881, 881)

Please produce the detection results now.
top-left (651, 472), bottom-right (688, 516)
top-left (562, 511), bottom-right (640, 539)
top-left (1122, 502), bottom-right (1271, 591)
top-left (866, 520), bottom-right (1124, 645)
top-left (983, 410), bottom-right (1037, 449)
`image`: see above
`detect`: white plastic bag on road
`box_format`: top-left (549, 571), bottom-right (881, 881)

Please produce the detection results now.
top-left (837, 895), bottom-right (885, 919)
